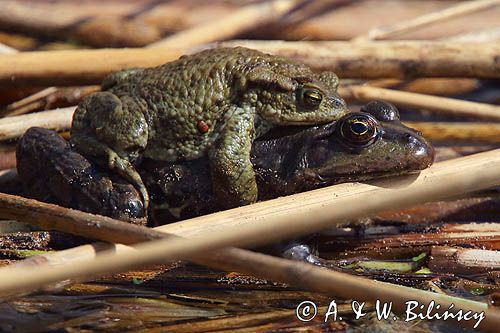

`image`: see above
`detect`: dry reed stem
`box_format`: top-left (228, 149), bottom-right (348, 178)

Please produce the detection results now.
top-left (148, 0), bottom-right (299, 49)
top-left (1, 41), bottom-right (499, 87)
top-left (1, 87), bottom-right (59, 117)
top-left (0, 48), bottom-right (184, 87)
top-left (0, 151), bottom-right (15, 170)
top-left (2, 150), bottom-right (500, 330)
top-left (353, 0), bottom-right (500, 42)
top-left (0, 106), bottom-right (75, 141)
top-left (0, 42), bottom-right (62, 119)
top-left (429, 246), bottom-right (500, 275)
top-left (340, 85), bottom-right (500, 121)
top-left (446, 27), bottom-right (500, 42)
top-left (407, 121), bottom-right (500, 143)
top-left (219, 40), bottom-right (500, 79)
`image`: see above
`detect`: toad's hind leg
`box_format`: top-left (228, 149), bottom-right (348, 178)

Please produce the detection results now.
top-left (209, 105), bottom-right (258, 208)
top-left (70, 92), bottom-right (150, 208)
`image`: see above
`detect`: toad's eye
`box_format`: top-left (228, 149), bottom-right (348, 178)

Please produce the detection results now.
top-left (302, 89), bottom-right (323, 106)
top-left (336, 113), bottom-right (380, 148)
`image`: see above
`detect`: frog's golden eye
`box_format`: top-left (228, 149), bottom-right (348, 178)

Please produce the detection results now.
top-left (336, 113), bottom-right (380, 148)
top-left (302, 89), bottom-right (323, 107)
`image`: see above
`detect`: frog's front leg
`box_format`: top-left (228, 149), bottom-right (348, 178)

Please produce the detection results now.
top-left (209, 105), bottom-right (258, 208)
top-left (70, 92), bottom-right (150, 208)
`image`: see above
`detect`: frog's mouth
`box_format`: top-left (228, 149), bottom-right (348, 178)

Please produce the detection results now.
top-left (303, 168), bottom-right (423, 186)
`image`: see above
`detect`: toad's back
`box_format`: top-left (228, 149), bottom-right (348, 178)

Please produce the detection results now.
top-left (104, 47), bottom-right (312, 161)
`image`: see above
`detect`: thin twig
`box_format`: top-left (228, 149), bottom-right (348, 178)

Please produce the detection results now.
top-left (0, 87), bottom-right (59, 117)
top-left (353, 0), bottom-right (500, 41)
top-left (340, 85), bottom-right (500, 121)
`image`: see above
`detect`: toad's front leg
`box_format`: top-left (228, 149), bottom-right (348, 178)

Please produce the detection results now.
top-left (209, 105), bottom-right (258, 208)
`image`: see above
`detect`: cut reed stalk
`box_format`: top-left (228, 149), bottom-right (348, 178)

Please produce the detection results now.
top-left (340, 85), bottom-right (500, 121)
top-left (1, 150), bottom-right (499, 330)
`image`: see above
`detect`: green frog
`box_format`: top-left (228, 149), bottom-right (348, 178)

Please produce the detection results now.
top-left (18, 101), bottom-right (434, 226)
top-left (70, 47), bottom-right (348, 209)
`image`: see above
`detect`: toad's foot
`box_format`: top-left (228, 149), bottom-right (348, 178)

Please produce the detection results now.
top-left (209, 105), bottom-right (258, 208)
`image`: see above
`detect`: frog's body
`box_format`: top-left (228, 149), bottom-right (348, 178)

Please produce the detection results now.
top-left (70, 47), bottom-right (347, 208)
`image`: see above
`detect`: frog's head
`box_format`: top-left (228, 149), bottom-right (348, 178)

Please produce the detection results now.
top-left (294, 101), bottom-right (435, 187)
top-left (245, 66), bottom-right (348, 127)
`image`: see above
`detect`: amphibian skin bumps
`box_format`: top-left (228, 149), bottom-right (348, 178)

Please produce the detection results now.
top-left (70, 46), bottom-right (348, 208)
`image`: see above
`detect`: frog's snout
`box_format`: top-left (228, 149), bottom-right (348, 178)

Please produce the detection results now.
top-left (404, 132), bottom-right (435, 170)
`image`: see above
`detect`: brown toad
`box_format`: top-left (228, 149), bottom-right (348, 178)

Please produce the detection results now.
top-left (70, 47), bottom-right (348, 208)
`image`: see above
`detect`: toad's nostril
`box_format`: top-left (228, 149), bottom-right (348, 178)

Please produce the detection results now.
top-left (330, 95), bottom-right (346, 109)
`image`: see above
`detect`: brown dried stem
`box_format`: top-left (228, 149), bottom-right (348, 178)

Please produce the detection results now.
top-left (340, 85), bottom-right (500, 121)
top-left (407, 121), bottom-right (500, 144)
top-left (0, 106), bottom-right (75, 141)
top-left (0, 48), bottom-right (184, 87)
top-left (1, 41), bottom-right (499, 87)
